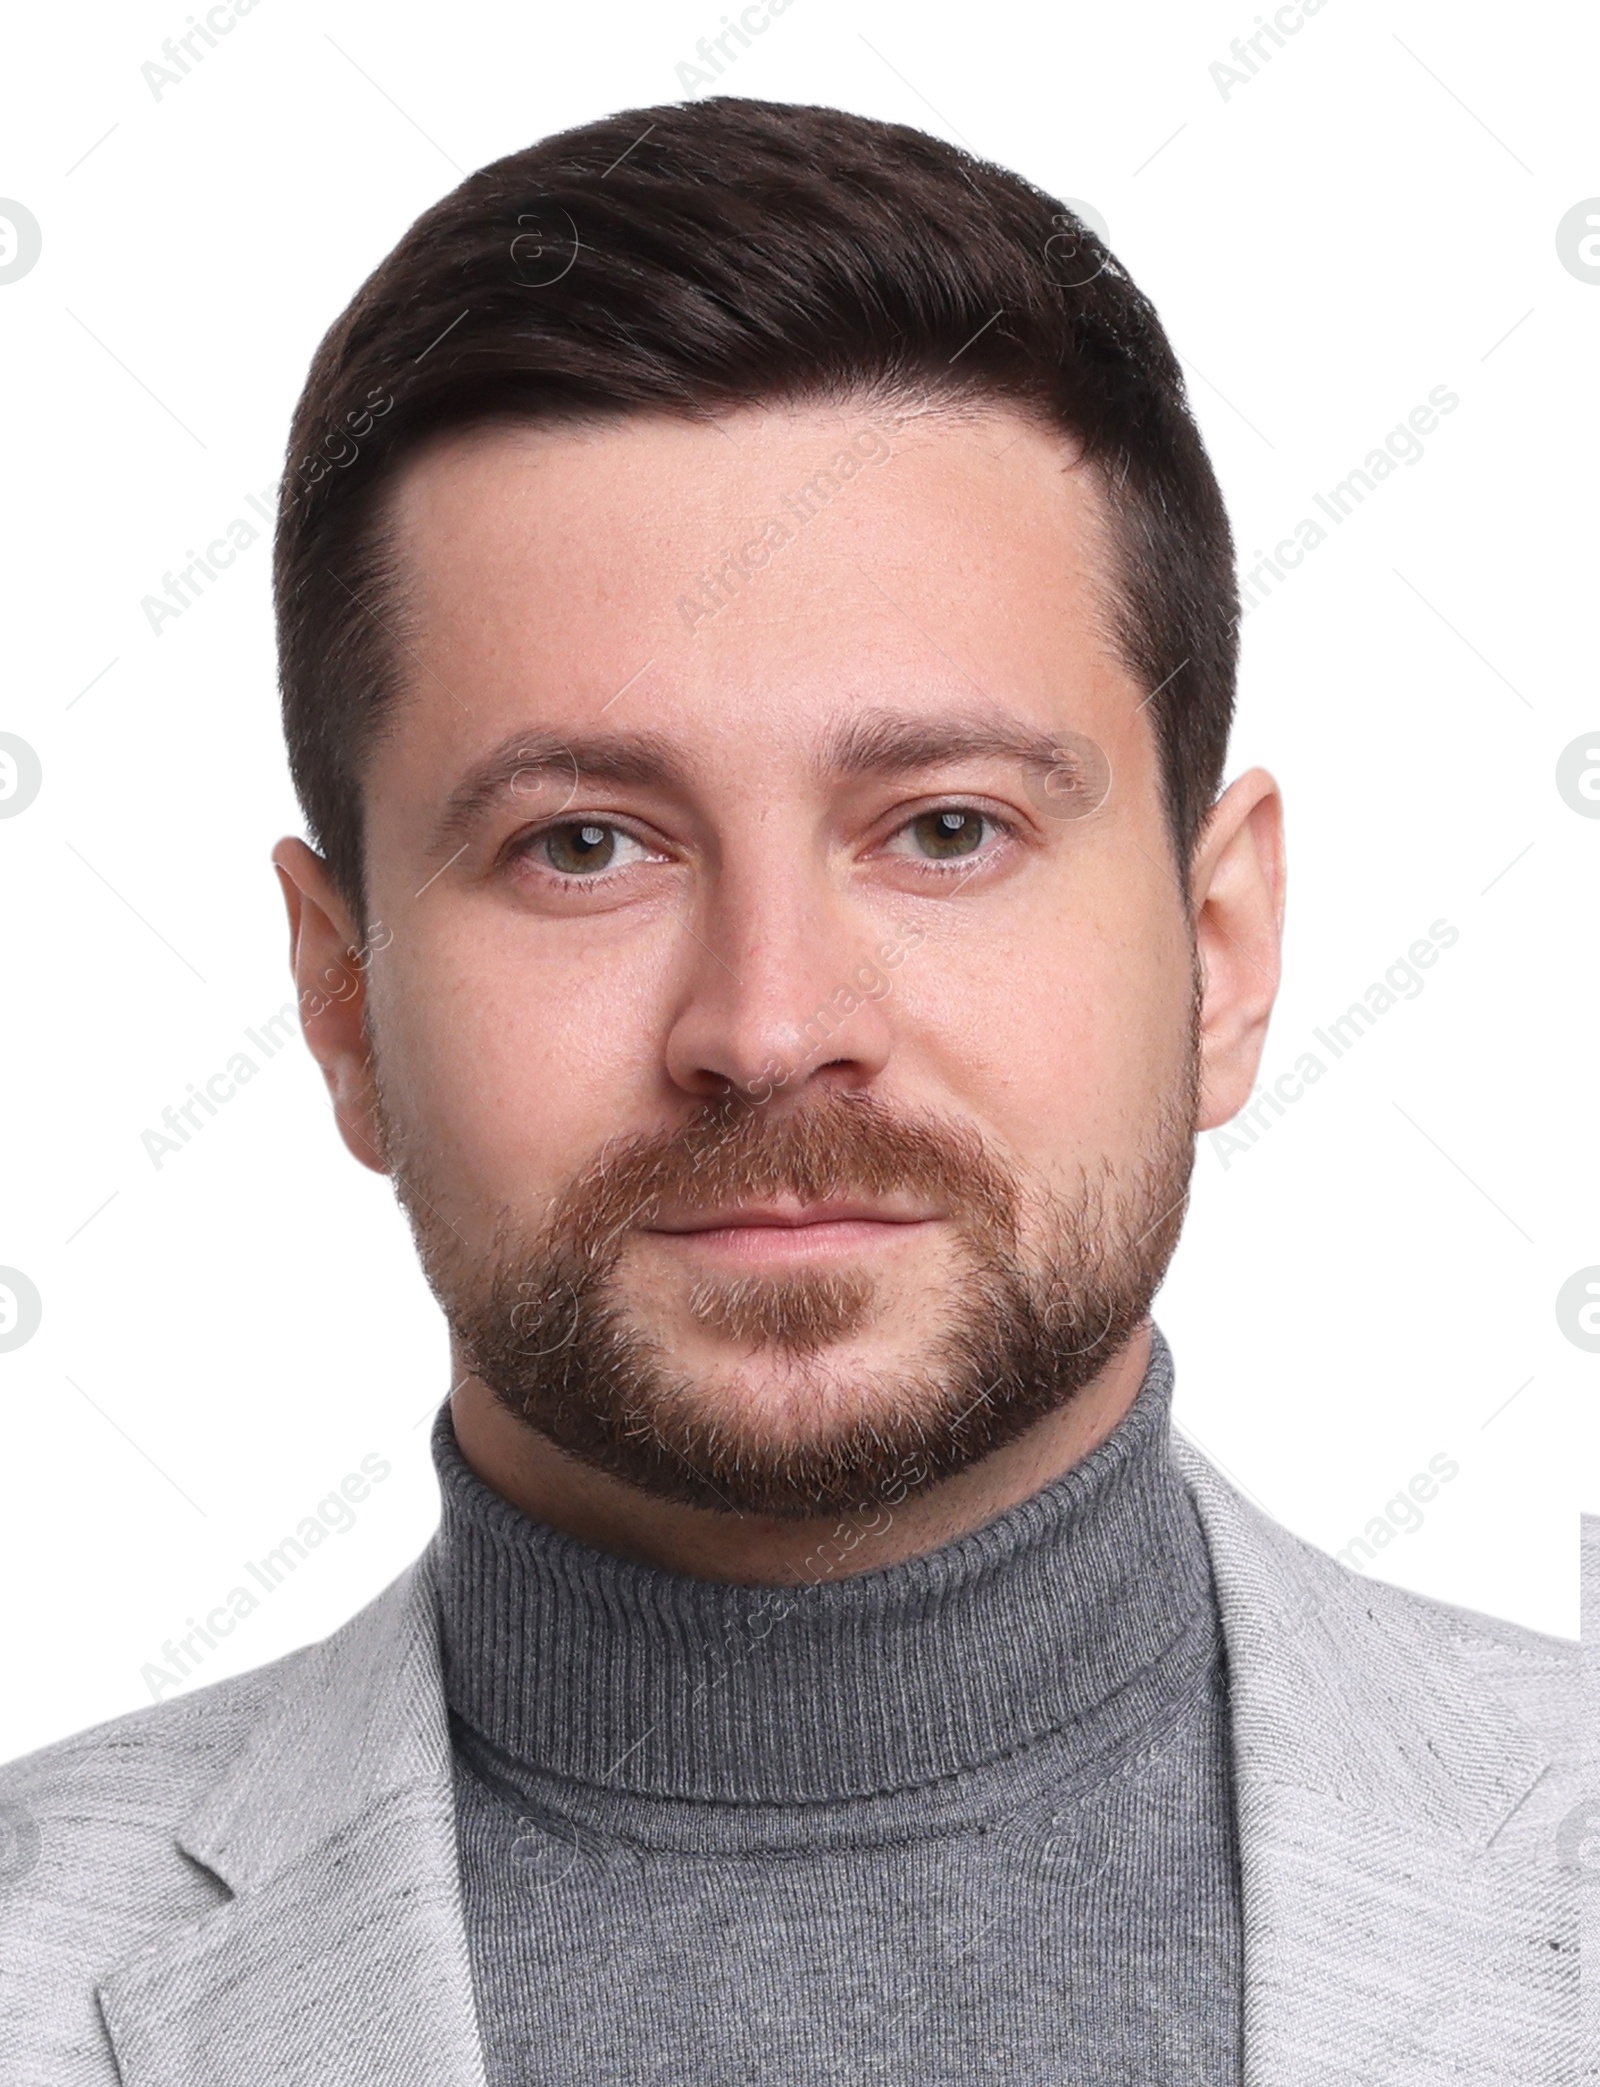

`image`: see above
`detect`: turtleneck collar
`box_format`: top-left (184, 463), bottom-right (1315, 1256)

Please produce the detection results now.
top-left (426, 1324), bottom-right (1213, 1807)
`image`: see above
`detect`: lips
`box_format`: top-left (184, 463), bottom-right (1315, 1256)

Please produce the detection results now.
top-left (641, 1197), bottom-right (943, 1266)
top-left (647, 1199), bottom-right (939, 1235)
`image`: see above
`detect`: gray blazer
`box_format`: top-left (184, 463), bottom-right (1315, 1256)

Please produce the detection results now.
top-left (0, 1439), bottom-right (1579, 2084)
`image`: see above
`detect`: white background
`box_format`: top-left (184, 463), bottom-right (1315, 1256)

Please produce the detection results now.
top-left (0, 0), bottom-right (1593, 1765)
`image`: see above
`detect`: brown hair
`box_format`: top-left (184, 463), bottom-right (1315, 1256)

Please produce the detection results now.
top-left (275, 96), bottom-right (1238, 915)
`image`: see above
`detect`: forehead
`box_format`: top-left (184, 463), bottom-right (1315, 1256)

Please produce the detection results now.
top-left (372, 400), bottom-right (1146, 795)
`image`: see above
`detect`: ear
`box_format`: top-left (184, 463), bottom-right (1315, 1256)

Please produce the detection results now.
top-left (1188, 768), bottom-right (1285, 1133)
top-left (270, 837), bottom-right (390, 1175)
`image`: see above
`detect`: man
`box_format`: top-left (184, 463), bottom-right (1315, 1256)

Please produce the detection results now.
top-left (0, 98), bottom-right (1577, 2086)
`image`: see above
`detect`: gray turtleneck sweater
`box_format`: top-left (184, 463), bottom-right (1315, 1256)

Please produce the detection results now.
top-left (427, 1325), bottom-right (1242, 2085)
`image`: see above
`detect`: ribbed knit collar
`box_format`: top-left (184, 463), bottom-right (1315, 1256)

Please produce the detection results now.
top-left (427, 1323), bottom-right (1213, 1806)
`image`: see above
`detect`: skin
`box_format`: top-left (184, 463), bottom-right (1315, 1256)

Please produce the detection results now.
top-left (274, 399), bottom-right (1284, 1584)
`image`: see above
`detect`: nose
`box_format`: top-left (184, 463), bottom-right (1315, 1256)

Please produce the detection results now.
top-left (662, 872), bottom-right (896, 1105)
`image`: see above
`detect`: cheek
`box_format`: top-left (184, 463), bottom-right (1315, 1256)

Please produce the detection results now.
top-left (890, 898), bottom-right (1191, 1169)
top-left (367, 922), bottom-right (669, 1192)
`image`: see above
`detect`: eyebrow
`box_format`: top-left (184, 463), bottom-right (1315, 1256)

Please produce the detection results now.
top-left (428, 730), bottom-right (688, 859)
top-left (428, 705), bottom-right (1074, 861)
top-left (817, 706), bottom-right (1073, 783)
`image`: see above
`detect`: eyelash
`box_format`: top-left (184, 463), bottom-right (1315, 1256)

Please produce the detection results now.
top-left (505, 802), bottom-right (1018, 882)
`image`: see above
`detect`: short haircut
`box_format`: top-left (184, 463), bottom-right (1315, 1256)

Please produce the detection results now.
top-left (275, 97), bottom-right (1238, 917)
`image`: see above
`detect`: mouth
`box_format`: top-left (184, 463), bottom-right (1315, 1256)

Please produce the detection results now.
top-left (643, 1199), bottom-right (943, 1266)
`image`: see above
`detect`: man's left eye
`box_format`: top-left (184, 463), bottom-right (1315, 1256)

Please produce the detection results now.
top-left (889, 808), bottom-right (999, 861)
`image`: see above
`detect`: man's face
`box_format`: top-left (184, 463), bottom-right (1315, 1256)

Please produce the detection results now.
top-left (338, 401), bottom-right (1212, 1514)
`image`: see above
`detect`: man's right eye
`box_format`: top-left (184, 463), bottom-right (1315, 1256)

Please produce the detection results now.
top-left (525, 822), bottom-right (655, 877)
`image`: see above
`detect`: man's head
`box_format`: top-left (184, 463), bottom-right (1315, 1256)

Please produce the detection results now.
top-left (271, 101), bottom-right (1282, 1526)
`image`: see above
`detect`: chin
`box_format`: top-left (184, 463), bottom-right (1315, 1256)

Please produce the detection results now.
top-left (665, 1339), bottom-right (913, 1435)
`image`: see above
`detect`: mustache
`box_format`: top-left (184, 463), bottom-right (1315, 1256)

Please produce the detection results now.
top-left (546, 1089), bottom-right (1022, 1264)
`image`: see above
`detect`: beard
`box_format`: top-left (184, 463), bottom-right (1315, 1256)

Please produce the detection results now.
top-left (378, 1056), bottom-right (1198, 1521)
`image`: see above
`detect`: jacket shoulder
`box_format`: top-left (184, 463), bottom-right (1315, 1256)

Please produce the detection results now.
top-left (1172, 1430), bottom-right (1578, 1830)
top-left (1337, 1568), bottom-right (1578, 1763)
top-left (1270, 1495), bottom-right (1573, 1696)
top-left (3, 1628), bottom-right (313, 1833)
top-left (0, 1558), bottom-right (430, 2084)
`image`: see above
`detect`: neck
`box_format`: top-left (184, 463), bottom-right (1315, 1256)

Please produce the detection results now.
top-left (448, 1321), bottom-right (1153, 1585)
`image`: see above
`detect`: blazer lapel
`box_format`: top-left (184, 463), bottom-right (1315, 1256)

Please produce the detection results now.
top-left (96, 1552), bottom-right (487, 2087)
top-left (1173, 1436), bottom-right (1574, 2087)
